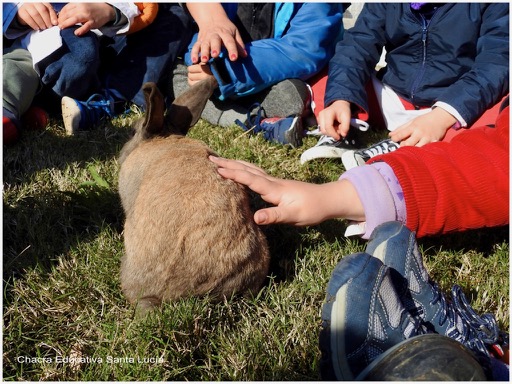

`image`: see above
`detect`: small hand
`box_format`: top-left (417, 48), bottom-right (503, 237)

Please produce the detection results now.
top-left (210, 156), bottom-right (364, 226)
top-left (17, 3), bottom-right (58, 31)
top-left (390, 107), bottom-right (456, 147)
top-left (318, 100), bottom-right (352, 140)
top-left (186, 3), bottom-right (247, 64)
top-left (58, 3), bottom-right (116, 36)
top-left (187, 64), bottom-right (218, 87)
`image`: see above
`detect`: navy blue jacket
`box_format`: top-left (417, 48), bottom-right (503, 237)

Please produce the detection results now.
top-left (325, 3), bottom-right (509, 126)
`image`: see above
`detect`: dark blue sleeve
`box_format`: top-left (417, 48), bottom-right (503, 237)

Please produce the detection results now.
top-left (437, 3), bottom-right (509, 125)
top-left (325, 3), bottom-right (389, 112)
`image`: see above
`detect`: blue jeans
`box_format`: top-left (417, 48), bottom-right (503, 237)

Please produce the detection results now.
top-left (40, 26), bottom-right (101, 100)
top-left (39, 4), bottom-right (193, 110)
top-left (102, 3), bottom-right (193, 109)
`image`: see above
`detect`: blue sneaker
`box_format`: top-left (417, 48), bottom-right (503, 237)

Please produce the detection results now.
top-left (61, 92), bottom-right (115, 135)
top-left (235, 103), bottom-right (303, 147)
top-left (319, 252), bottom-right (426, 380)
top-left (366, 222), bottom-right (506, 366)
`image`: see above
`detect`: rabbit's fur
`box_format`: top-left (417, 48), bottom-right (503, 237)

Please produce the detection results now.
top-left (118, 79), bottom-right (270, 311)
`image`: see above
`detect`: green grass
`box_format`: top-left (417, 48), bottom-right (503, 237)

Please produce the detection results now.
top-left (3, 112), bottom-right (509, 381)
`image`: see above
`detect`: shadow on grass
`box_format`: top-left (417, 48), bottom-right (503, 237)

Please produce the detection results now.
top-left (3, 120), bottom-right (132, 188)
top-left (3, 185), bottom-right (124, 293)
top-left (3, 122), bottom-right (130, 302)
top-left (419, 225), bottom-right (510, 257)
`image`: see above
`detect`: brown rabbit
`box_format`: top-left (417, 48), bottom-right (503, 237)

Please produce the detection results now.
top-left (118, 79), bottom-right (270, 312)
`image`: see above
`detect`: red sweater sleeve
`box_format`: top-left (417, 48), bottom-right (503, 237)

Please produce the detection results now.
top-left (368, 106), bottom-right (509, 237)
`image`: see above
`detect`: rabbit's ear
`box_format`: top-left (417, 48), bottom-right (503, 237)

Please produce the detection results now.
top-left (167, 77), bottom-right (217, 135)
top-left (141, 82), bottom-right (165, 138)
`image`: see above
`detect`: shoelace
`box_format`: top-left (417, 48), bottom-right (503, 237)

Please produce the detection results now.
top-left (360, 139), bottom-right (399, 158)
top-left (76, 94), bottom-right (115, 131)
top-left (317, 135), bottom-right (338, 146)
top-left (451, 284), bottom-right (508, 361)
top-left (85, 94), bottom-right (114, 116)
top-left (430, 283), bottom-right (500, 358)
top-left (303, 119), bottom-right (368, 150)
top-left (235, 103), bottom-right (281, 141)
top-left (235, 103), bottom-right (264, 131)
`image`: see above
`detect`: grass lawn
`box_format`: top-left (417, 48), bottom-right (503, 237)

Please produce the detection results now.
top-left (3, 111), bottom-right (509, 381)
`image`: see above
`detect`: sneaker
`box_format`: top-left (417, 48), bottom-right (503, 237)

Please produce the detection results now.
top-left (61, 93), bottom-right (115, 135)
top-left (366, 221), bottom-right (505, 364)
top-left (299, 118), bottom-right (369, 164)
top-left (357, 333), bottom-right (487, 381)
top-left (21, 106), bottom-right (49, 131)
top-left (319, 252), bottom-right (427, 380)
top-left (3, 115), bottom-right (19, 145)
top-left (235, 103), bottom-right (303, 147)
top-left (341, 138), bottom-right (400, 170)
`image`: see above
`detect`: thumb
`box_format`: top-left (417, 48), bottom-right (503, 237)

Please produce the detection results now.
top-left (254, 207), bottom-right (283, 225)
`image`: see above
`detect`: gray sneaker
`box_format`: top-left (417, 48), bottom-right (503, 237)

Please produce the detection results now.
top-left (341, 138), bottom-right (399, 170)
top-left (319, 252), bottom-right (427, 380)
top-left (366, 221), bottom-right (505, 370)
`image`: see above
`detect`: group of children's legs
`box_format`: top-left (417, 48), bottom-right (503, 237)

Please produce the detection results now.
top-left (3, 4), bottom-right (192, 143)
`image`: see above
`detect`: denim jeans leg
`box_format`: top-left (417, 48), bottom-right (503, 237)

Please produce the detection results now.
top-left (103, 4), bottom-right (194, 109)
top-left (40, 26), bottom-right (101, 99)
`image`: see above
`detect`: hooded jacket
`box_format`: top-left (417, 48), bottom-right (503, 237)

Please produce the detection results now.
top-left (325, 3), bottom-right (509, 127)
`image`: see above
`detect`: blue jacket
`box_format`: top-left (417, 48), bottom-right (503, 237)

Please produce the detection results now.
top-left (184, 3), bottom-right (344, 100)
top-left (325, 3), bottom-right (509, 126)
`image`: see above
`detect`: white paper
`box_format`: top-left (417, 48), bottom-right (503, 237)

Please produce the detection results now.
top-left (21, 26), bottom-right (62, 74)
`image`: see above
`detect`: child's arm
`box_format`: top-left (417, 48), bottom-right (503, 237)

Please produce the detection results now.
top-left (371, 106), bottom-right (509, 236)
top-left (209, 156), bottom-right (365, 226)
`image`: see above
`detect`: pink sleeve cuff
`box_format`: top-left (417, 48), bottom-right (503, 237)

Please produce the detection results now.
top-left (340, 162), bottom-right (407, 239)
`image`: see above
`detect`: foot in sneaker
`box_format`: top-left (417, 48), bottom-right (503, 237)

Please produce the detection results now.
top-left (235, 103), bottom-right (303, 147)
top-left (3, 106), bottom-right (49, 145)
top-left (62, 93), bottom-right (115, 135)
top-left (357, 333), bottom-right (487, 381)
top-left (21, 106), bottom-right (49, 131)
top-left (365, 221), bottom-right (504, 365)
top-left (342, 138), bottom-right (399, 170)
top-left (319, 252), bottom-right (426, 380)
top-left (300, 118), bottom-right (369, 164)
top-left (3, 115), bottom-right (19, 145)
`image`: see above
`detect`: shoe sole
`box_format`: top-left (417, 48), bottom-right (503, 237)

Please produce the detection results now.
top-left (300, 145), bottom-right (349, 164)
top-left (284, 116), bottom-right (303, 148)
top-left (356, 333), bottom-right (486, 381)
top-left (61, 96), bottom-right (81, 135)
top-left (320, 253), bottom-right (381, 381)
top-left (341, 150), bottom-right (366, 170)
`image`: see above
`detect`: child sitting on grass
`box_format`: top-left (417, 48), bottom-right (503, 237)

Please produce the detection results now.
top-left (302, 3), bottom-right (509, 169)
top-left (211, 99), bottom-right (510, 381)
